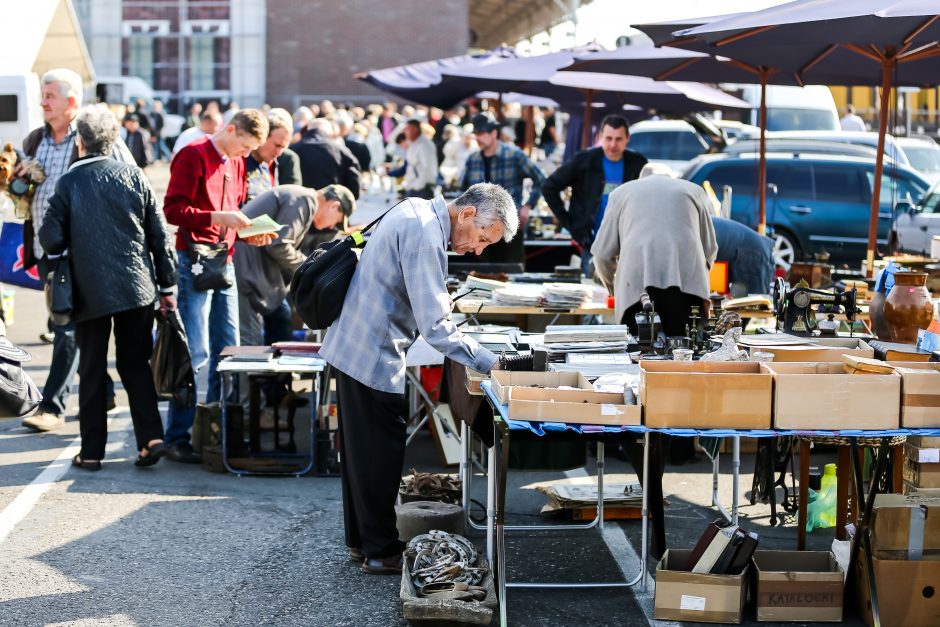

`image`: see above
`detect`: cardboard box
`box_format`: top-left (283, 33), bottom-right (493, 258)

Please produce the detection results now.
top-left (640, 361), bottom-right (772, 429)
top-left (885, 362), bottom-right (940, 428)
top-left (905, 459), bottom-right (940, 489)
top-left (906, 443), bottom-right (940, 464)
top-left (654, 549), bottom-right (747, 624)
top-left (910, 436), bottom-right (940, 448)
top-left (856, 543), bottom-right (940, 627)
top-left (904, 481), bottom-right (940, 496)
top-left (753, 551), bottom-right (843, 622)
top-left (753, 338), bottom-right (873, 363)
top-left (871, 493), bottom-right (940, 556)
top-left (490, 371), bottom-right (585, 406)
top-left (761, 362), bottom-right (900, 430)
top-left (507, 384), bottom-right (641, 426)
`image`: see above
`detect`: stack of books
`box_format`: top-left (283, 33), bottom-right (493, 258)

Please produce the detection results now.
top-left (685, 519), bottom-right (759, 575)
top-left (272, 342), bottom-right (322, 357)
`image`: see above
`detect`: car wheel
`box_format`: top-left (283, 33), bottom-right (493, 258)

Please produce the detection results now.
top-left (772, 230), bottom-right (800, 272)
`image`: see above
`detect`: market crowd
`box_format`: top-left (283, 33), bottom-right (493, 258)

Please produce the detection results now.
top-left (13, 66), bottom-right (773, 571)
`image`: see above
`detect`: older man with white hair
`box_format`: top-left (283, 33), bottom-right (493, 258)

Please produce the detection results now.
top-left (320, 182), bottom-right (517, 575)
top-left (19, 69), bottom-right (134, 433)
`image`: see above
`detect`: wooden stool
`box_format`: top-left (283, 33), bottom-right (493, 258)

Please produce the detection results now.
top-left (797, 436), bottom-right (905, 550)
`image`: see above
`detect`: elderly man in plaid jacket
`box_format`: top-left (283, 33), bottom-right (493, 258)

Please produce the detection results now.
top-left (459, 113), bottom-right (545, 264)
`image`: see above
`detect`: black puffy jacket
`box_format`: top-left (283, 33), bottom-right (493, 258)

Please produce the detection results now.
top-left (39, 156), bottom-right (177, 323)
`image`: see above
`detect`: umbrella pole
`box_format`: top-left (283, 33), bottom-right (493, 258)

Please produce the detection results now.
top-left (758, 69), bottom-right (768, 236)
top-left (866, 59), bottom-right (893, 279)
top-left (581, 90), bottom-right (594, 150)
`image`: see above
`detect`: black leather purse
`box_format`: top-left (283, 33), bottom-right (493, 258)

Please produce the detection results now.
top-left (188, 170), bottom-right (233, 292)
top-left (47, 252), bottom-right (73, 326)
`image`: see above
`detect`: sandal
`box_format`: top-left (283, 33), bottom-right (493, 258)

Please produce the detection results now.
top-left (135, 442), bottom-right (167, 467)
top-left (71, 454), bottom-right (102, 472)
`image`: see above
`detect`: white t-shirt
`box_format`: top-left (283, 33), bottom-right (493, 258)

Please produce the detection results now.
top-left (173, 127), bottom-right (208, 155)
top-left (840, 114), bottom-right (866, 132)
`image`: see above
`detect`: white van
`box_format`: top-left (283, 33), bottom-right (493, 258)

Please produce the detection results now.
top-left (88, 76), bottom-right (154, 107)
top-left (0, 73), bottom-right (42, 147)
top-left (732, 85), bottom-right (840, 132)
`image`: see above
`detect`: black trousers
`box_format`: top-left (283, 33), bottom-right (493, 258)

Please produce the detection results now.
top-left (622, 285), bottom-right (704, 338)
top-left (75, 305), bottom-right (164, 460)
top-left (334, 369), bottom-right (408, 558)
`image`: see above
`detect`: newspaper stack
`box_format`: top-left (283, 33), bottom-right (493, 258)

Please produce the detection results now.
top-left (491, 284), bottom-right (544, 307)
top-left (540, 324), bottom-right (632, 355)
top-left (536, 480), bottom-right (643, 515)
top-left (542, 283), bottom-right (595, 308)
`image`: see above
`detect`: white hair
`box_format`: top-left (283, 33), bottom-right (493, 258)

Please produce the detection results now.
top-left (639, 162), bottom-right (675, 178)
top-left (41, 68), bottom-right (83, 108)
top-left (454, 183), bottom-right (519, 243)
top-left (75, 106), bottom-right (120, 155)
top-left (266, 107), bottom-right (293, 133)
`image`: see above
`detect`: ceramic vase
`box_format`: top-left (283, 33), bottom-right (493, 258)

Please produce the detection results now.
top-left (883, 271), bottom-right (934, 343)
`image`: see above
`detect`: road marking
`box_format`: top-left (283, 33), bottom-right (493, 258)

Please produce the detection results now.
top-left (0, 411), bottom-right (130, 545)
top-left (565, 467), bottom-right (678, 627)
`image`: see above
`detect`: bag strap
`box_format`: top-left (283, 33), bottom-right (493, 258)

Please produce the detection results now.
top-left (348, 198), bottom-right (408, 247)
top-left (217, 167), bottom-right (230, 243)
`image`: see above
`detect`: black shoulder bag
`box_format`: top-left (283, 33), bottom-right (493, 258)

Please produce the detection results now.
top-left (289, 201), bottom-right (403, 330)
top-left (188, 169), bottom-right (233, 291)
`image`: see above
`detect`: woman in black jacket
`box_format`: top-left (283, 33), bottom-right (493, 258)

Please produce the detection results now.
top-left (39, 106), bottom-right (178, 471)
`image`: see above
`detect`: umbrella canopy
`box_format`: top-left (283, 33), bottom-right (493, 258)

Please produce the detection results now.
top-left (633, 13), bottom-right (747, 48)
top-left (355, 46), bottom-right (517, 108)
top-left (672, 0), bottom-right (940, 275)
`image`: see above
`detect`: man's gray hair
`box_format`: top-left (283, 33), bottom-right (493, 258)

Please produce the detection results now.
top-left (41, 68), bottom-right (84, 109)
top-left (76, 106), bottom-right (120, 155)
top-left (454, 183), bottom-right (519, 242)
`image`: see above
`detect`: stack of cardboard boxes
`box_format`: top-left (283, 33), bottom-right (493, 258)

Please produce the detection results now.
top-left (856, 493), bottom-right (940, 627)
top-left (905, 436), bottom-right (940, 494)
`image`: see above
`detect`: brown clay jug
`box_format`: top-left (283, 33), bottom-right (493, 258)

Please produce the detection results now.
top-left (883, 271), bottom-right (934, 343)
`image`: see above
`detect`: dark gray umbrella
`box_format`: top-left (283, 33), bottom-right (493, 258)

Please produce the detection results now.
top-left (354, 46), bottom-right (517, 108)
top-left (674, 0), bottom-right (940, 274)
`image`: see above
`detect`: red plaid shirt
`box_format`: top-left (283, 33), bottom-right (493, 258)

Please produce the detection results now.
top-left (164, 137), bottom-right (247, 259)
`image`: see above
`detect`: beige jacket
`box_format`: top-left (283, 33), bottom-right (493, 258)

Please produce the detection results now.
top-left (591, 174), bottom-right (718, 323)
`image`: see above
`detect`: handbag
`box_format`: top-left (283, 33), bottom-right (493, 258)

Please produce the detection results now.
top-left (47, 252), bottom-right (73, 326)
top-left (289, 201), bottom-right (402, 330)
top-left (188, 169), bottom-right (233, 291)
top-left (0, 221), bottom-right (42, 290)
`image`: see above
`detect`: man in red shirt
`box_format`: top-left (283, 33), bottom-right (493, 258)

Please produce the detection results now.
top-left (163, 109), bottom-right (274, 463)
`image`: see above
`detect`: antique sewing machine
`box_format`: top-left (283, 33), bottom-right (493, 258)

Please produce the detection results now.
top-left (635, 292), bottom-right (667, 354)
top-left (773, 278), bottom-right (858, 337)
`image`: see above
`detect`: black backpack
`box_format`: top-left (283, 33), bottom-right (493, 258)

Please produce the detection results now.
top-left (289, 202), bottom-right (402, 330)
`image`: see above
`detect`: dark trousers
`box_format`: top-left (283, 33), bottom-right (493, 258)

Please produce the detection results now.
top-left (75, 305), bottom-right (164, 460)
top-left (334, 369), bottom-right (408, 558)
top-left (37, 256), bottom-right (114, 416)
top-left (622, 285), bottom-right (704, 338)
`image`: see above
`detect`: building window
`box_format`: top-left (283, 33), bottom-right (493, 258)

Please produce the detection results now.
top-left (128, 37), bottom-right (155, 86)
top-left (190, 37), bottom-right (215, 91)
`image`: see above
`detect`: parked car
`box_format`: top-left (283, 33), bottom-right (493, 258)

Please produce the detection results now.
top-left (627, 120), bottom-right (711, 174)
top-left (897, 137), bottom-right (940, 183)
top-left (730, 85), bottom-right (840, 131)
top-left (764, 131), bottom-right (910, 167)
top-left (684, 152), bottom-right (930, 269)
top-left (894, 179), bottom-right (940, 255)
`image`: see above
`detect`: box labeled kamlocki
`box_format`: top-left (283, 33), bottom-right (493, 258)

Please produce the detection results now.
top-left (753, 550), bottom-right (843, 622)
top-left (640, 361), bottom-right (771, 429)
top-left (761, 362), bottom-right (900, 430)
top-left (654, 549), bottom-right (747, 623)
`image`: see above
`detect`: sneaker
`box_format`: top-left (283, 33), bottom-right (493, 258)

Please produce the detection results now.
top-left (22, 412), bottom-right (64, 432)
top-left (361, 554), bottom-right (403, 575)
top-left (39, 332), bottom-right (55, 344)
top-left (165, 441), bottom-right (202, 464)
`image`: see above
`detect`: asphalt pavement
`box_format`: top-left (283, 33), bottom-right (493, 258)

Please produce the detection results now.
top-left (0, 163), bottom-right (862, 627)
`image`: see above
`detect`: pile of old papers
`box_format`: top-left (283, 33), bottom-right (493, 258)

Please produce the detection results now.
top-left (491, 284), bottom-right (544, 307)
top-left (464, 275), bottom-right (508, 292)
top-left (540, 324), bottom-right (632, 354)
top-left (535, 477), bottom-right (644, 518)
top-left (542, 283), bottom-right (594, 308)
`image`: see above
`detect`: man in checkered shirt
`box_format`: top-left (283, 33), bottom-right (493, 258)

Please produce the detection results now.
top-left (19, 69), bottom-right (135, 433)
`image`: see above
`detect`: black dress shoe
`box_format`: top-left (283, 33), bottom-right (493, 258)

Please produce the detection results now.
top-left (166, 441), bottom-right (202, 464)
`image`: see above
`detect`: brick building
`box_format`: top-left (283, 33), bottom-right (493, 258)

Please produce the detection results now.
top-left (74, 0), bottom-right (467, 111)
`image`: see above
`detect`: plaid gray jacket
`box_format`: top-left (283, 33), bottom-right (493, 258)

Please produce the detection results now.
top-left (319, 196), bottom-right (497, 393)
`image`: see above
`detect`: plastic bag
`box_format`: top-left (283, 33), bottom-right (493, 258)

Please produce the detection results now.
top-left (805, 485), bottom-right (837, 532)
top-left (0, 335), bottom-right (41, 417)
top-left (151, 309), bottom-right (196, 407)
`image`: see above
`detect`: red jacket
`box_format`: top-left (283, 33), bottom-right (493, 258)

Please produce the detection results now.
top-left (164, 137), bottom-right (246, 259)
